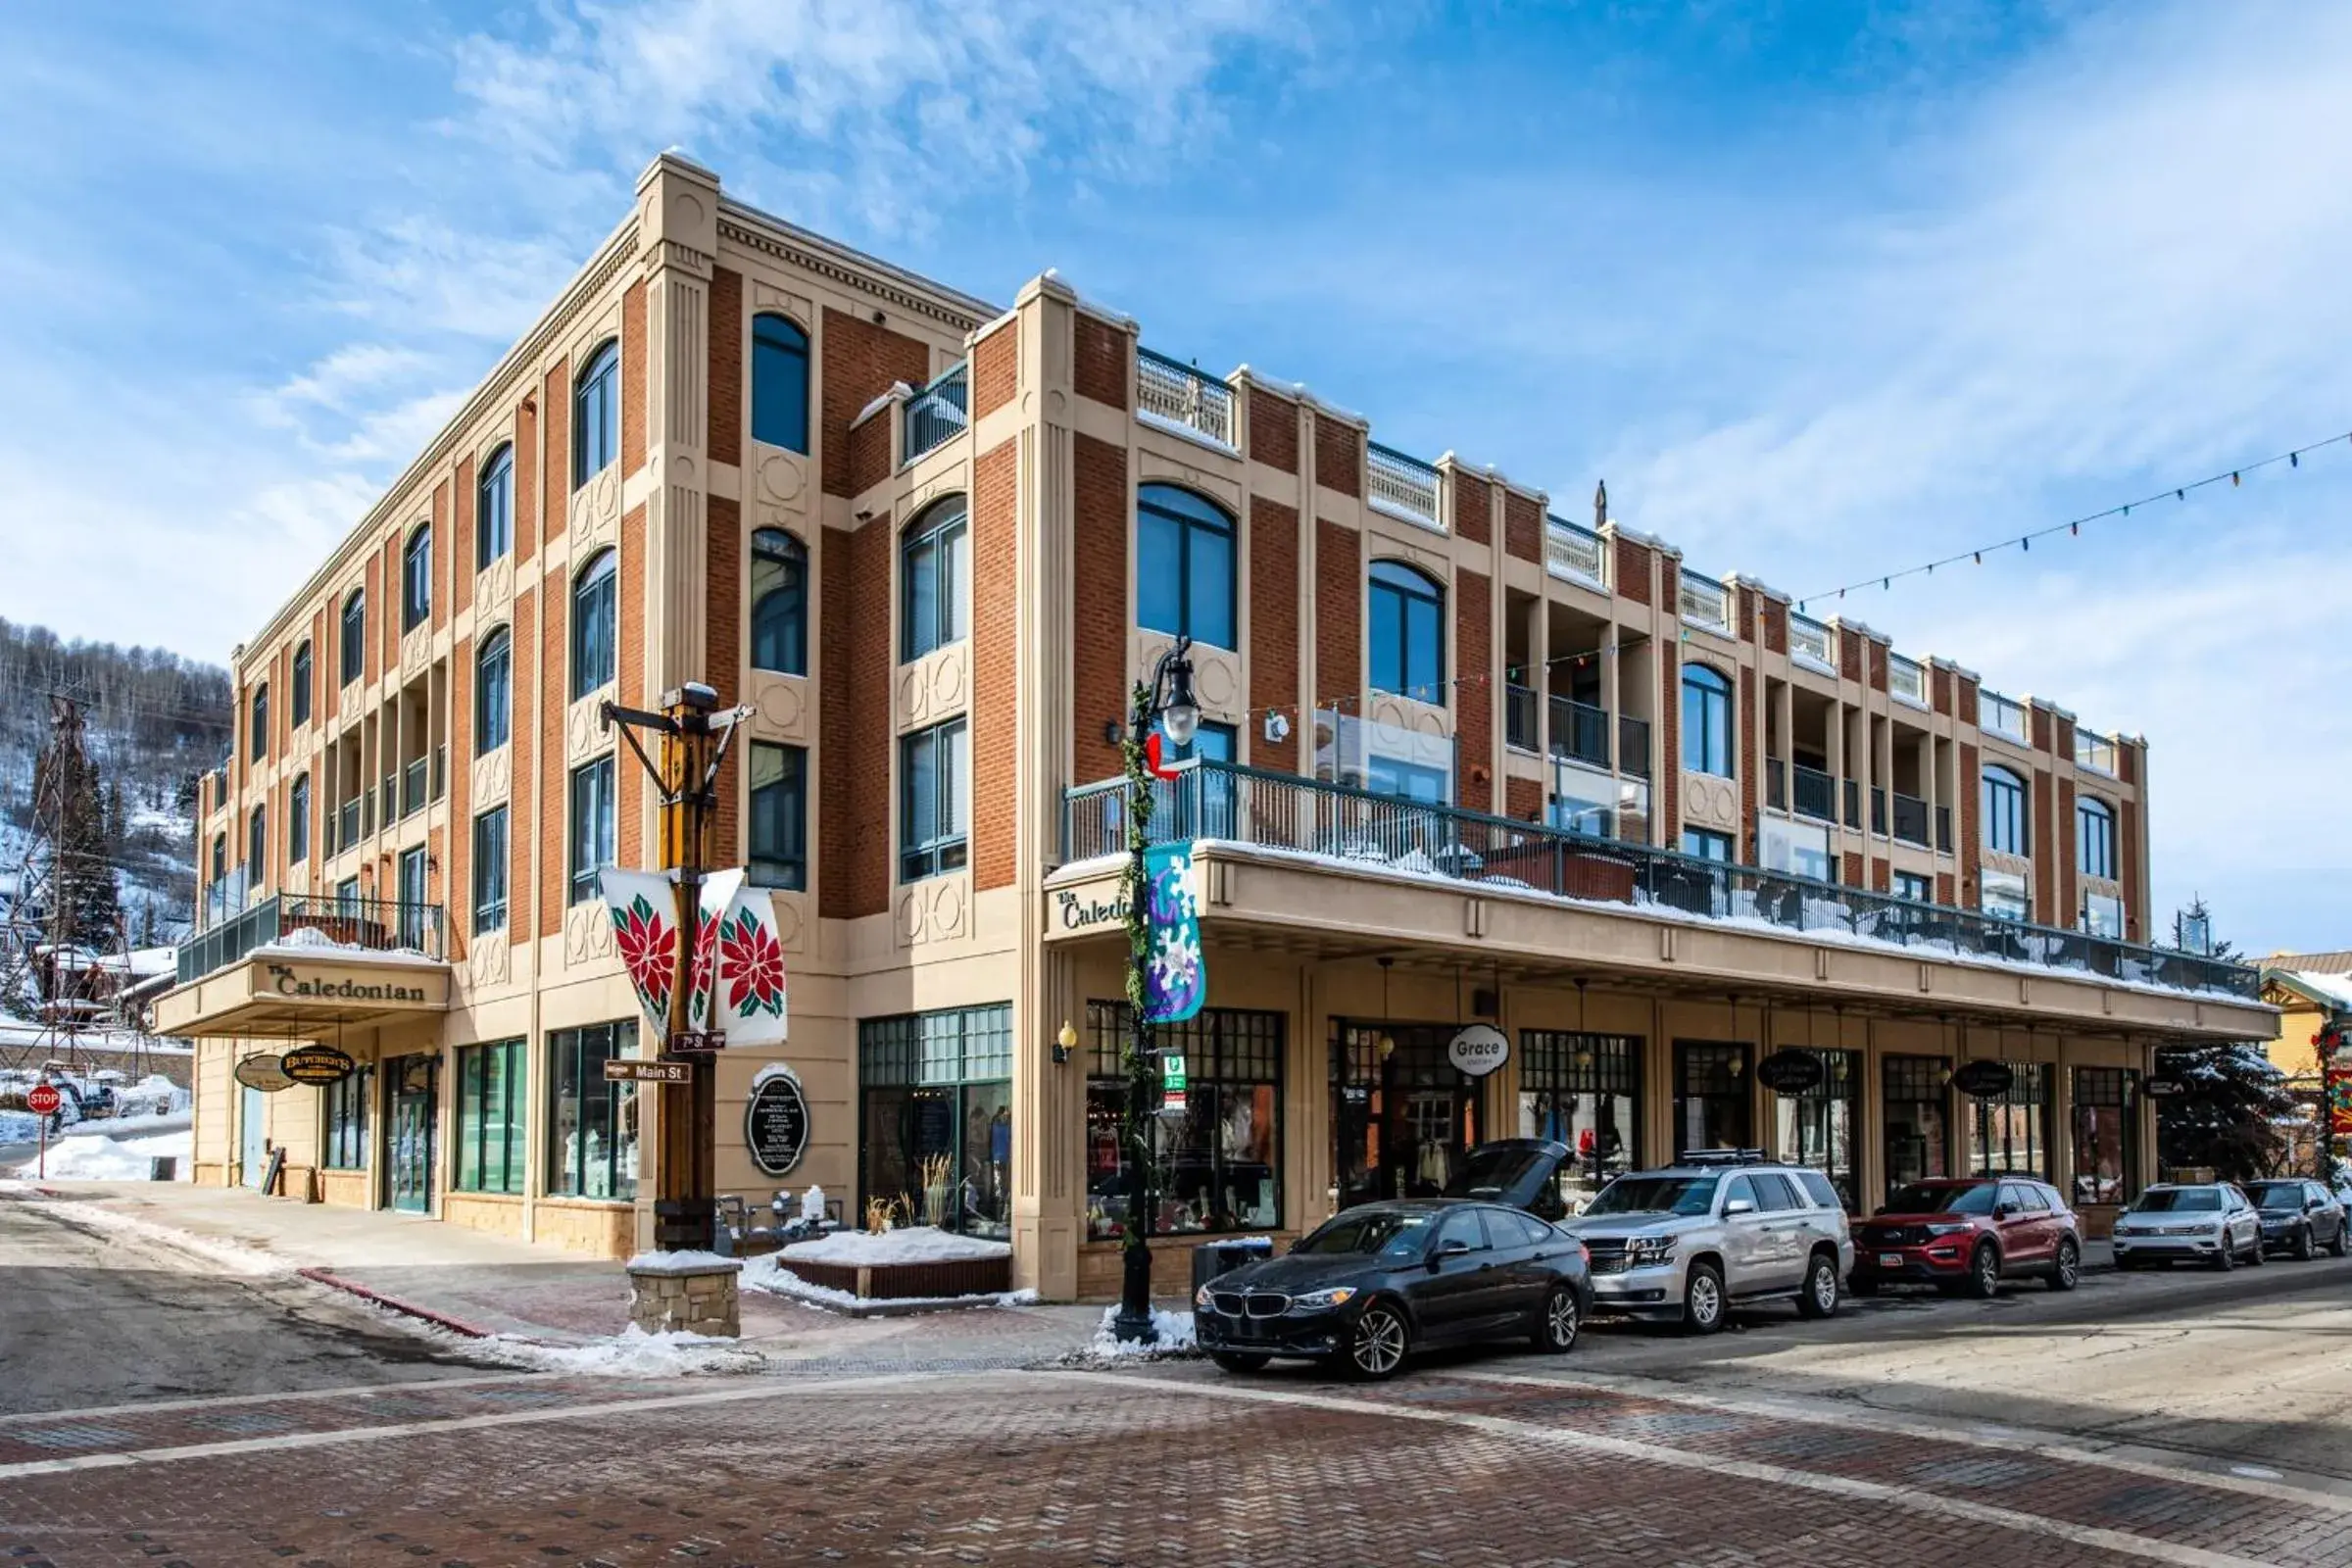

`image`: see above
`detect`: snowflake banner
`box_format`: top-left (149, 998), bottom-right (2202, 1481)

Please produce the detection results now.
top-left (1142, 843), bottom-right (1205, 1024)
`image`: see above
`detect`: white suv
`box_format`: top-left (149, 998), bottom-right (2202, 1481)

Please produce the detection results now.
top-left (1560, 1152), bottom-right (1855, 1333)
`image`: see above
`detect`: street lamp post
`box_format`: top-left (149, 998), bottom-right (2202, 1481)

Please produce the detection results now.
top-left (1111, 637), bottom-right (1199, 1344)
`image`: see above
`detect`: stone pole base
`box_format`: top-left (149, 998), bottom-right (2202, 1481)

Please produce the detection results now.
top-left (625, 1255), bottom-right (744, 1338)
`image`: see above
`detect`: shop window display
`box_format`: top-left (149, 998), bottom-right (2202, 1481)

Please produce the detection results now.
top-left (2071, 1066), bottom-right (2136, 1205)
top-left (1882, 1054), bottom-right (1950, 1189)
top-left (1517, 1031), bottom-right (1641, 1208)
top-left (1966, 1060), bottom-right (2051, 1181)
top-left (859, 1005), bottom-right (1013, 1238)
top-left (1773, 1048), bottom-right (1859, 1209)
top-left (1087, 1003), bottom-right (1281, 1240)
top-left (548, 1020), bottom-right (641, 1200)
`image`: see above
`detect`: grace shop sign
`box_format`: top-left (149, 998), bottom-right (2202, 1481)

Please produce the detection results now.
top-left (1447, 1024), bottom-right (1510, 1078)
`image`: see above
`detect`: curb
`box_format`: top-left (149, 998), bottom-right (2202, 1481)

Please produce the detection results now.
top-left (296, 1266), bottom-right (498, 1340)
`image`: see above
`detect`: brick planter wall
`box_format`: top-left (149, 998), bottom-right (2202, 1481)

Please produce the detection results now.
top-left (780, 1255), bottom-right (1012, 1299)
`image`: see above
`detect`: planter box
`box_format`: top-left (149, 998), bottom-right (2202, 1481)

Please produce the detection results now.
top-left (782, 1254), bottom-right (1012, 1300)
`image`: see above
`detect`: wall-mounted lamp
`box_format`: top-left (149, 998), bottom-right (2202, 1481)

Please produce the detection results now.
top-left (1053, 1019), bottom-right (1077, 1066)
top-left (1102, 719), bottom-right (1123, 748)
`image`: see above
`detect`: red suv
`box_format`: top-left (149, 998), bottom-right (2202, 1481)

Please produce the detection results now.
top-left (1849, 1177), bottom-right (2083, 1298)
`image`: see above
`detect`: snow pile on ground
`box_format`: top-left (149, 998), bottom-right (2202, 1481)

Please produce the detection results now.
top-left (1066, 1305), bottom-right (1198, 1362)
top-left (780, 1225), bottom-right (1012, 1265)
top-left (0, 1109), bottom-right (37, 1144)
top-left (739, 1251), bottom-right (1037, 1313)
top-left (113, 1075), bottom-right (191, 1117)
top-left (474, 1325), bottom-right (766, 1377)
top-left (17, 1129), bottom-right (191, 1180)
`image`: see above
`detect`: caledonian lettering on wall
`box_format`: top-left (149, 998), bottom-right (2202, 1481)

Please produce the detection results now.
top-left (1056, 887), bottom-right (1131, 931)
top-left (266, 963), bottom-right (432, 1004)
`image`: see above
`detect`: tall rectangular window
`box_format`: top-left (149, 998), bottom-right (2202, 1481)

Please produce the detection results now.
top-left (453, 1039), bottom-right (524, 1195)
top-left (402, 526), bottom-right (432, 631)
top-left (2070, 1067), bottom-right (2136, 1205)
top-left (1966, 1061), bottom-right (2050, 1180)
top-left (1882, 1054), bottom-right (1949, 1189)
top-left (569, 757), bottom-right (615, 904)
top-left (1773, 1048), bottom-right (1860, 1210)
top-left (475, 630), bottom-right (512, 755)
top-left (1982, 766), bottom-right (2028, 855)
top-left (340, 590), bottom-right (367, 684)
top-left (1085, 1004), bottom-right (1283, 1239)
top-left (900, 719), bottom-right (967, 882)
top-left (901, 501), bottom-right (969, 661)
top-left (250, 685), bottom-right (270, 760)
top-left (749, 742), bottom-right (807, 890)
top-left (288, 774), bottom-right (310, 864)
top-left (1674, 1042), bottom-right (1752, 1157)
top-left (859, 1005), bottom-right (1012, 1238)
top-left (1519, 1031), bottom-right (1642, 1207)
top-left (549, 1020), bottom-right (641, 1200)
top-left (472, 807), bottom-right (509, 935)
top-left (291, 644), bottom-right (313, 727)
top-left (321, 1064), bottom-right (372, 1170)
top-left (476, 445), bottom-right (514, 568)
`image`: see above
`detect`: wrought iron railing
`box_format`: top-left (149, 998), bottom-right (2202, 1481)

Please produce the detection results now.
top-left (2075, 728), bottom-right (2120, 775)
top-left (1791, 763), bottom-right (1836, 823)
top-left (175, 894), bottom-right (446, 986)
top-left (1888, 654), bottom-right (1928, 708)
top-left (1135, 348), bottom-right (1234, 448)
top-left (1367, 442), bottom-right (1443, 530)
top-left (1891, 791), bottom-right (1931, 847)
top-left (903, 360), bottom-right (969, 464)
top-left (1059, 761), bottom-right (2258, 999)
top-left (1548, 696), bottom-right (1609, 770)
top-left (1679, 571), bottom-right (1732, 634)
top-left (1788, 613), bottom-right (1834, 670)
top-left (1620, 715), bottom-right (1652, 779)
top-left (1504, 685), bottom-right (1539, 752)
top-left (1544, 515), bottom-right (1606, 585)
top-left (1982, 691), bottom-right (2030, 744)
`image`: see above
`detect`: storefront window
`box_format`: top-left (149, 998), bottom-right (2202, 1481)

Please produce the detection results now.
top-left (321, 1064), bottom-right (372, 1171)
top-left (859, 1005), bottom-right (1012, 1238)
top-left (1330, 1022), bottom-right (1481, 1208)
top-left (1518, 1031), bottom-right (1641, 1208)
top-left (1966, 1060), bottom-right (2051, 1180)
top-left (1773, 1049), bottom-right (1859, 1209)
top-left (1085, 1003), bottom-right (1282, 1241)
top-left (1882, 1054), bottom-right (1949, 1189)
top-left (1675, 1042), bottom-right (1752, 1157)
top-left (548, 1021), bottom-right (641, 1200)
top-left (454, 1039), bottom-right (524, 1195)
top-left (2071, 1066), bottom-right (2137, 1205)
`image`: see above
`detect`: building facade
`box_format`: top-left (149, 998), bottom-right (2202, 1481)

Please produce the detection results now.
top-left (162, 155), bottom-right (2271, 1296)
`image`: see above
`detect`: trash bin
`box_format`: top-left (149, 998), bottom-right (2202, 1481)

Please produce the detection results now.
top-left (1191, 1236), bottom-right (1276, 1297)
top-left (148, 1156), bottom-right (177, 1182)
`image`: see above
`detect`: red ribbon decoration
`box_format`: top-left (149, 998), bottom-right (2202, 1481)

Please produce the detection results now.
top-left (1144, 730), bottom-right (1184, 781)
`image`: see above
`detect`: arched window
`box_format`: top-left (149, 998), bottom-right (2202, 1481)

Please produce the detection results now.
top-left (571, 549), bottom-right (618, 699)
top-left (402, 523), bottom-right (432, 631)
top-left (249, 683), bottom-right (270, 760)
top-left (750, 529), bottom-right (808, 674)
top-left (475, 627), bottom-right (512, 756)
top-left (2076, 796), bottom-right (2115, 879)
top-left (1983, 764), bottom-right (2028, 856)
top-left (751, 314), bottom-right (810, 454)
top-left (247, 805), bottom-right (267, 881)
top-left (291, 641), bottom-right (313, 727)
top-left (573, 339), bottom-right (620, 488)
top-left (901, 497), bottom-right (968, 661)
top-left (476, 444), bottom-right (514, 569)
top-left (1136, 485), bottom-right (1236, 649)
top-left (1680, 663), bottom-right (1734, 777)
top-left (1368, 561), bottom-right (1445, 704)
top-left (340, 588), bottom-right (366, 685)
top-left (288, 774), bottom-right (311, 865)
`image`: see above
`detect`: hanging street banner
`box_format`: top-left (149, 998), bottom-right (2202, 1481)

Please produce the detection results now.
top-left (1139, 843), bottom-right (1205, 1024)
top-left (602, 867), bottom-right (682, 1037)
top-left (600, 866), bottom-right (789, 1047)
top-left (2328, 1062), bottom-right (2352, 1138)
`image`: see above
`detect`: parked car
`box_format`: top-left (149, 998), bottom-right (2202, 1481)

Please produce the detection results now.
top-left (2244, 1179), bottom-right (2350, 1260)
top-left (2113, 1183), bottom-right (2264, 1270)
top-left (1557, 1152), bottom-right (1853, 1333)
top-left (1194, 1200), bottom-right (1592, 1381)
top-left (1848, 1176), bottom-right (2082, 1298)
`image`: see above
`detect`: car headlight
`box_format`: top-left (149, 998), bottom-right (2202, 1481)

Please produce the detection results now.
top-left (1291, 1286), bottom-right (1357, 1311)
top-left (1625, 1235), bottom-right (1677, 1267)
top-left (1194, 1283), bottom-right (1216, 1310)
top-left (1924, 1221), bottom-right (1975, 1237)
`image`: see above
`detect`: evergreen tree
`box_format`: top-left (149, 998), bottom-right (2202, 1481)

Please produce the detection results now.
top-left (2155, 897), bottom-right (2287, 1181)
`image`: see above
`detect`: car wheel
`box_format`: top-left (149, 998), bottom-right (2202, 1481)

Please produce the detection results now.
top-left (2296, 1226), bottom-right (2318, 1262)
top-left (2330, 1222), bottom-right (2348, 1259)
top-left (2214, 1238), bottom-right (2236, 1271)
top-left (1964, 1242), bottom-right (2001, 1299)
top-left (1795, 1250), bottom-right (1840, 1320)
top-left (1532, 1286), bottom-right (1580, 1354)
top-left (1210, 1351), bottom-right (1270, 1375)
top-left (1848, 1274), bottom-right (1880, 1297)
top-left (2047, 1237), bottom-right (2081, 1291)
top-left (1683, 1261), bottom-right (1727, 1335)
top-left (1344, 1302), bottom-right (1410, 1381)
top-left (2245, 1233), bottom-right (2265, 1267)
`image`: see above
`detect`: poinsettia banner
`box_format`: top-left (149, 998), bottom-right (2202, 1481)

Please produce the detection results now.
top-left (1141, 842), bottom-right (1205, 1024)
top-left (707, 883), bottom-right (789, 1045)
top-left (599, 868), bottom-right (684, 1038)
top-left (687, 869), bottom-right (746, 1034)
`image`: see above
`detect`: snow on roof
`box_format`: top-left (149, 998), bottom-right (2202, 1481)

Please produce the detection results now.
top-left (2270, 966), bottom-right (2352, 1012)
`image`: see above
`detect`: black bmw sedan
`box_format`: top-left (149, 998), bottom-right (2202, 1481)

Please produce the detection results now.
top-left (1194, 1200), bottom-right (1592, 1380)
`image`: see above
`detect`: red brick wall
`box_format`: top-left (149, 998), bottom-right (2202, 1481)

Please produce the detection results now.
top-left (453, 456), bottom-right (475, 617)
top-left (1615, 537), bottom-right (1651, 606)
top-left (1871, 857), bottom-right (1890, 893)
top-left (2032, 706), bottom-right (2052, 754)
top-left (1455, 566), bottom-right (1492, 810)
top-left (1956, 674), bottom-right (1979, 729)
top-left (308, 608), bottom-right (325, 726)
top-left (2120, 799), bottom-right (2141, 941)
top-left (972, 326), bottom-right (1016, 420)
top-left (542, 358), bottom-right (569, 545)
top-left (515, 393), bottom-right (540, 564)
top-left (706, 498), bottom-right (742, 867)
top-left (1249, 387), bottom-right (1298, 473)
top-left (1760, 598), bottom-right (1786, 656)
top-left (1659, 643), bottom-right (1680, 848)
top-left (1936, 872), bottom-right (1955, 906)
top-left (848, 408), bottom-right (893, 498)
top-left (1933, 665), bottom-right (1952, 715)
top-left (710, 268), bottom-right (743, 468)
top-left (1250, 497), bottom-right (1299, 770)
top-left (430, 481), bottom-right (451, 635)
top-left (1959, 742), bottom-right (1982, 907)
top-left (1867, 640), bottom-right (1887, 694)
top-left (2054, 713), bottom-right (2076, 767)
top-left (379, 535), bottom-right (399, 669)
top-left (819, 308), bottom-right (930, 500)
top-left (1838, 628), bottom-right (1861, 685)
top-left (1452, 471), bottom-right (1491, 547)
top-left (1073, 316), bottom-right (1128, 411)
top-left (821, 521), bottom-right (891, 918)
top-left (1313, 416), bottom-right (1360, 498)
top-left (617, 504), bottom-right (646, 869)
top-left (2031, 768), bottom-right (2055, 925)
top-left (449, 630), bottom-right (472, 959)
top-left (1072, 434), bottom-right (1129, 784)
top-left (1843, 851), bottom-right (1864, 888)
top-left (539, 569), bottom-right (568, 939)
top-left (972, 441), bottom-right (1020, 892)
top-left (1738, 586), bottom-right (1756, 644)
top-left (1314, 519), bottom-right (1360, 707)
top-left (508, 587), bottom-right (535, 947)
top-left (2056, 775), bottom-right (2077, 932)
top-left (364, 555), bottom-right (381, 687)
top-left (1506, 775), bottom-right (1542, 821)
top-left (1502, 492), bottom-right (1542, 564)
top-left (621, 279), bottom-right (647, 477)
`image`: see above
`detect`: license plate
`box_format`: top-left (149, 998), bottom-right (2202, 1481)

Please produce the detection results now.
top-left (1879, 1252), bottom-right (1904, 1269)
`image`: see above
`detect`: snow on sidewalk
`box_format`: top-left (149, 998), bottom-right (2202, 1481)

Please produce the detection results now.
top-left (16, 1129), bottom-right (191, 1181)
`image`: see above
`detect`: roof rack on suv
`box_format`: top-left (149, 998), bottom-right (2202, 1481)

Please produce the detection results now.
top-left (1678, 1148), bottom-right (1770, 1166)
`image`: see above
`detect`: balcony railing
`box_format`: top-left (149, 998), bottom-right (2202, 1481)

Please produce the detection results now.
top-left (1058, 760), bottom-right (2258, 998)
top-left (2075, 728), bottom-right (2120, 775)
top-left (1367, 442), bottom-right (1443, 531)
top-left (402, 757), bottom-right (428, 818)
top-left (1620, 714), bottom-right (1652, 779)
top-left (1547, 696), bottom-right (1609, 770)
top-left (1888, 654), bottom-right (1928, 708)
top-left (903, 360), bottom-right (969, 464)
top-left (1891, 791), bottom-right (1930, 847)
top-left (1504, 684), bottom-right (1539, 753)
top-left (1679, 570), bottom-right (1732, 634)
top-left (1790, 762), bottom-right (1836, 823)
top-left (1544, 515), bottom-right (1606, 586)
top-left (1982, 691), bottom-right (2030, 745)
top-left (1788, 613), bottom-right (1835, 671)
top-left (1135, 348), bottom-right (1235, 449)
top-left (175, 894), bottom-right (446, 987)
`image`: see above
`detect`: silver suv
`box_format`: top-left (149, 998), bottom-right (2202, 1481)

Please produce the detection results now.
top-left (1560, 1152), bottom-right (1854, 1333)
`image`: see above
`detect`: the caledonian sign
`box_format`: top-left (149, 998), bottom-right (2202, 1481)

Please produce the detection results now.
top-left (1054, 887), bottom-right (1131, 931)
top-left (264, 963), bottom-right (436, 1005)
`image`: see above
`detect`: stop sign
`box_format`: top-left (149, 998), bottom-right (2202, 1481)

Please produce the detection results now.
top-left (25, 1085), bottom-right (62, 1115)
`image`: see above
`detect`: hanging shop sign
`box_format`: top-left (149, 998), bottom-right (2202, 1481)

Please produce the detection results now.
top-left (233, 1054), bottom-right (294, 1093)
top-left (1755, 1049), bottom-right (1827, 1096)
top-left (744, 1065), bottom-right (810, 1178)
top-left (1447, 1023), bottom-right (1510, 1078)
top-left (1951, 1059), bottom-right (2016, 1099)
top-left (279, 1045), bottom-right (357, 1086)
top-left (2139, 1074), bottom-right (2189, 1100)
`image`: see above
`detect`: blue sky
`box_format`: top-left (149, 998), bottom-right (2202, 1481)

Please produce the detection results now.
top-left (2, 0), bottom-right (2346, 954)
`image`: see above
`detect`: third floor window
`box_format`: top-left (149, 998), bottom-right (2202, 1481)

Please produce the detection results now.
top-left (750, 528), bottom-right (807, 675)
top-left (291, 642), bottom-right (312, 727)
top-left (476, 443), bottom-right (514, 569)
top-left (402, 524), bottom-right (431, 631)
top-left (749, 741), bottom-right (807, 891)
top-left (751, 313), bottom-right (810, 454)
top-left (475, 627), bottom-right (512, 755)
top-left (249, 683), bottom-right (269, 760)
top-left (1983, 764), bottom-right (2028, 857)
top-left (901, 718), bottom-right (968, 883)
top-left (571, 549), bottom-right (617, 700)
top-left (1369, 560), bottom-right (1444, 705)
top-left (1681, 663), bottom-right (1734, 778)
top-left (574, 340), bottom-right (619, 488)
top-left (902, 497), bottom-right (968, 662)
top-left (340, 587), bottom-right (366, 684)
top-left (1136, 484), bottom-right (1235, 649)
top-left (2077, 797), bottom-right (2116, 880)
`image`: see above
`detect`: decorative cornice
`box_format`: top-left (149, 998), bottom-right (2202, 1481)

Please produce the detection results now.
top-left (717, 216), bottom-right (987, 331)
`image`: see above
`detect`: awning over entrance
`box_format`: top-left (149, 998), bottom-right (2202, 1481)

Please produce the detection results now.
top-left (153, 952), bottom-right (451, 1040)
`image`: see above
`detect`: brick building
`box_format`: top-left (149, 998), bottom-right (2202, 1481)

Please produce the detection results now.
top-left (161, 156), bottom-right (2271, 1294)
